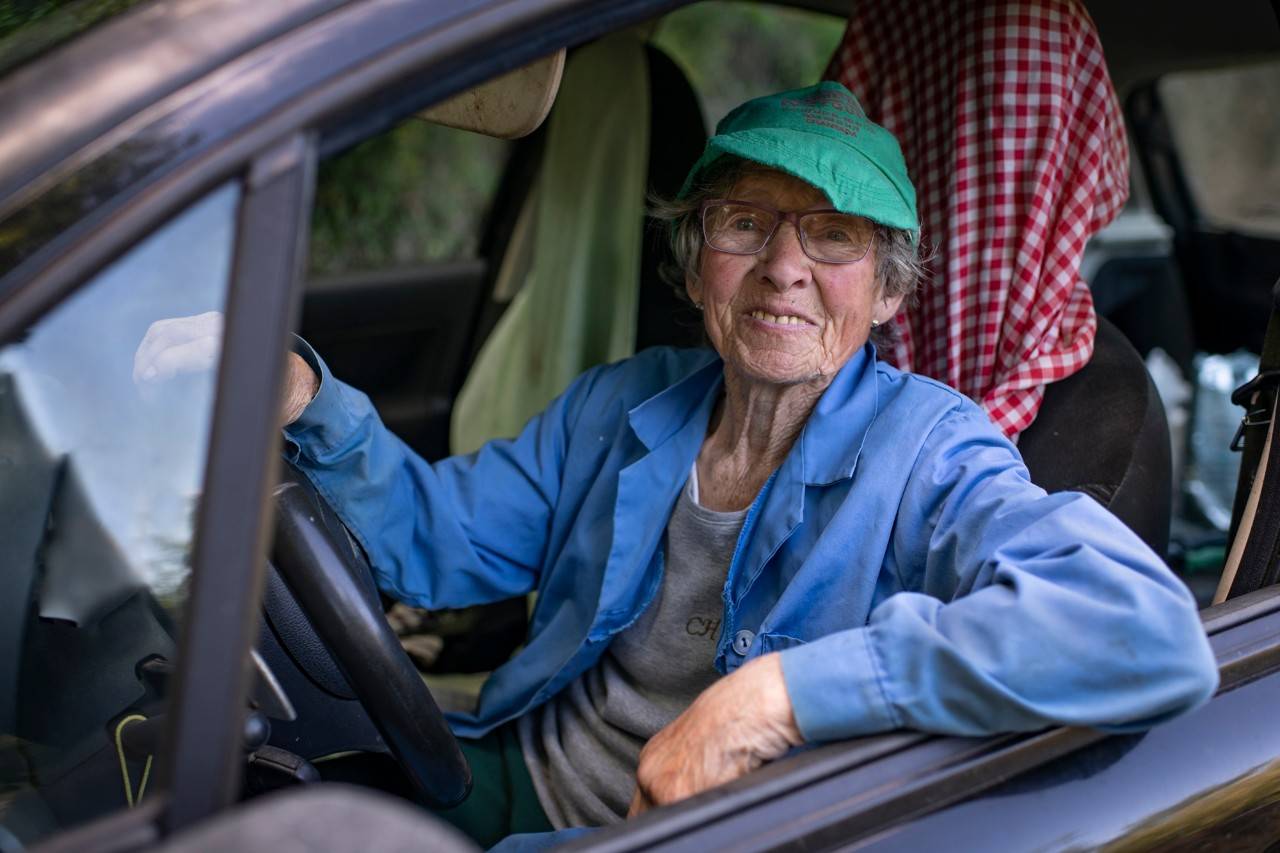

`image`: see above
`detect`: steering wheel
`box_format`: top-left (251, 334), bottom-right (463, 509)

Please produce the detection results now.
top-left (269, 460), bottom-right (471, 808)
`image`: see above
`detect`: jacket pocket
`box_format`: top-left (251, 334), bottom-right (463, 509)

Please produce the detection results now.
top-left (757, 632), bottom-right (808, 654)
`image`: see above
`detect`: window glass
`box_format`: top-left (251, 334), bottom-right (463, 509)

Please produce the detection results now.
top-left (1160, 61), bottom-right (1280, 237)
top-left (0, 182), bottom-right (237, 845)
top-left (309, 122), bottom-right (510, 276)
top-left (653, 1), bottom-right (845, 130)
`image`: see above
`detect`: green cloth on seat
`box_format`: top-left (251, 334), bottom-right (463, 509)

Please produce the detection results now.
top-left (450, 32), bottom-right (651, 454)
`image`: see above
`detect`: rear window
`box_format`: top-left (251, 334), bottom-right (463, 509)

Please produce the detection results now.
top-left (1160, 61), bottom-right (1280, 237)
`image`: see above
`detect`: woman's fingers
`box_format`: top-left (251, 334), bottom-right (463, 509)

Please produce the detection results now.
top-left (133, 312), bottom-right (319, 426)
top-left (626, 787), bottom-right (653, 819)
top-left (631, 654), bottom-right (802, 813)
top-left (147, 334), bottom-right (221, 381)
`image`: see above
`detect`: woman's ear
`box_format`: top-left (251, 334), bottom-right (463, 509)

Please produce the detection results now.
top-left (685, 272), bottom-right (703, 308)
top-left (873, 292), bottom-right (906, 326)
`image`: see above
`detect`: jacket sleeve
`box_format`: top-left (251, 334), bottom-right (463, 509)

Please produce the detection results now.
top-left (780, 406), bottom-right (1219, 742)
top-left (282, 340), bottom-right (601, 610)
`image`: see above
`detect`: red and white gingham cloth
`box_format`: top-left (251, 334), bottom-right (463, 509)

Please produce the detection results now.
top-left (826, 0), bottom-right (1129, 437)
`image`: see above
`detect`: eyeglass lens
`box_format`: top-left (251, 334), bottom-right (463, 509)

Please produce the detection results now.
top-left (702, 201), bottom-right (873, 263)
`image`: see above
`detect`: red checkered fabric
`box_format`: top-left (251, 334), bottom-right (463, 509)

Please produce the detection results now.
top-left (826, 0), bottom-right (1129, 437)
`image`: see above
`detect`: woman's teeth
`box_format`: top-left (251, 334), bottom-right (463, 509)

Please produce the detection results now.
top-left (750, 310), bottom-right (808, 325)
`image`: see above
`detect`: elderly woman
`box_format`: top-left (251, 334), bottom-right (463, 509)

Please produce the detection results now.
top-left (149, 82), bottom-right (1216, 847)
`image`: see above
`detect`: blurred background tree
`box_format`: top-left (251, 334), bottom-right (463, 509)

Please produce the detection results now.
top-left (308, 123), bottom-right (510, 275)
top-left (653, 1), bottom-right (844, 131)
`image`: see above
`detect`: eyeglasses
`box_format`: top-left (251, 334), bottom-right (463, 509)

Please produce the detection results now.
top-left (699, 199), bottom-right (875, 264)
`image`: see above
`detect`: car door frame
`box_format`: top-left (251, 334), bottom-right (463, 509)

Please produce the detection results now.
top-left (2, 0), bottom-right (689, 850)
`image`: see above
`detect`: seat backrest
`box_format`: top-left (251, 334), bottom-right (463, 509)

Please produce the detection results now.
top-left (467, 42), bottom-right (707, 366)
top-left (423, 41), bottom-right (707, 674)
top-left (1018, 316), bottom-right (1173, 556)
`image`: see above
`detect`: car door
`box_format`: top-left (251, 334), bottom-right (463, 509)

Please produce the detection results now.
top-left (0, 178), bottom-right (248, 851)
top-left (0, 0), bottom-right (687, 848)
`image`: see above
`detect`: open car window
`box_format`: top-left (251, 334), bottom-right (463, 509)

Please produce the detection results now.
top-left (309, 122), bottom-right (510, 277)
top-left (0, 182), bottom-right (237, 846)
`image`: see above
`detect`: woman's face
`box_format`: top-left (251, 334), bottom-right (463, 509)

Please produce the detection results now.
top-left (687, 169), bottom-right (904, 388)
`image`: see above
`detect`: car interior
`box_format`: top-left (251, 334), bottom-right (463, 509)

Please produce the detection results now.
top-left (299, 0), bottom-right (1280, 688)
top-left (293, 0), bottom-right (1280, 814)
top-left (2, 1), bottom-right (1280, 850)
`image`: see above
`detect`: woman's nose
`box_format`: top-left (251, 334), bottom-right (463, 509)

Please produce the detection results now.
top-left (757, 223), bottom-right (811, 291)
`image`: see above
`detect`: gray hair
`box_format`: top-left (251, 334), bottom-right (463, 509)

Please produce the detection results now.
top-left (649, 157), bottom-right (925, 349)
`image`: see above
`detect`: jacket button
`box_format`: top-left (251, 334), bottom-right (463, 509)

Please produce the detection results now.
top-left (733, 629), bottom-right (755, 655)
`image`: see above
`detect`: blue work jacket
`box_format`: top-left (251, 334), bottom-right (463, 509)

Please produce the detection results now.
top-left (285, 343), bottom-right (1218, 743)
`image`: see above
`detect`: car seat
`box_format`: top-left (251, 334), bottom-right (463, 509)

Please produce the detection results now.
top-left (464, 40), bottom-right (706, 361)
top-left (417, 37), bottom-right (707, 681)
top-left (1018, 317), bottom-right (1172, 554)
top-left (633, 44), bottom-right (706, 352)
top-left (452, 35), bottom-right (706, 455)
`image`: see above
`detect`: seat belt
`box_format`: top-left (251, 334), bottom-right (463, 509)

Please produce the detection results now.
top-left (1216, 276), bottom-right (1280, 602)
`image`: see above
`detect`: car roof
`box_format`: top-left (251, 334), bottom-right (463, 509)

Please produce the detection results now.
top-left (1, 0), bottom-right (1277, 342)
top-left (4, 0), bottom-right (1277, 198)
top-left (1087, 0), bottom-right (1280, 92)
top-left (0, 0), bottom-right (350, 206)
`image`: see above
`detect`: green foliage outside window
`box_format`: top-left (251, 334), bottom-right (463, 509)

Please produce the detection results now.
top-left (309, 123), bottom-right (509, 276)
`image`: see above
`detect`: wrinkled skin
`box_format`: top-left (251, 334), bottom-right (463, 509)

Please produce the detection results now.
top-left (686, 168), bottom-right (906, 512)
top-left (688, 170), bottom-right (903, 389)
top-left (628, 655), bottom-right (802, 817)
top-left (631, 169), bottom-right (904, 815)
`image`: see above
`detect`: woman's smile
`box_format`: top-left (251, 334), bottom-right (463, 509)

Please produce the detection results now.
top-left (744, 308), bottom-right (817, 329)
top-left (689, 169), bottom-right (899, 388)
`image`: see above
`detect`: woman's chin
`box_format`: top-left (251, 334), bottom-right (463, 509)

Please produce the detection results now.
top-left (725, 349), bottom-right (830, 389)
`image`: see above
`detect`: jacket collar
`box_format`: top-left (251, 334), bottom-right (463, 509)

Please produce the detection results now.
top-left (627, 344), bottom-right (881, 485)
top-left (800, 343), bottom-right (879, 485)
top-left (627, 353), bottom-right (723, 451)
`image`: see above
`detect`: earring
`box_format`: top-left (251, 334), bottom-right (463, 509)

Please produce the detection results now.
top-left (694, 301), bottom-right (704, 311)
top-left (870, 319), bottom-right (881, 327)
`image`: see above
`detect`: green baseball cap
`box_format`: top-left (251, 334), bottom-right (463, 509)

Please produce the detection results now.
top-left (679, 82), bottom-right (919, 241)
